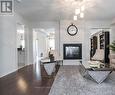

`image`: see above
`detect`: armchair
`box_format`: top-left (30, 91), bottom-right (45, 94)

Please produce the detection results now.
top-left (91, 49), bottom-right (104, 62)
top-left (109, 54), bottom-right (115, 68)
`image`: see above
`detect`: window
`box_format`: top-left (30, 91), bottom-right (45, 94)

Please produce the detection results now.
top-left (49, 38), bottom-right (55, 50)
top-left (17, 29), bottom-right (25, 49)
top-left (48, 32), bottom-right (55, 50)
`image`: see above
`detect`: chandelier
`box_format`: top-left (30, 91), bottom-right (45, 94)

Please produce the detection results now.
top-left (74, 0), bottom-right (85, 20)
top-left (64, 0), bottom-right (93, 21)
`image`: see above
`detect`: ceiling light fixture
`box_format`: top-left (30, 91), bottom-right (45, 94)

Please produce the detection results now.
top-left (81, 5), bottom-right (85, 11)
top-left (74, 0), bottom-right (85, 20)
top-left (65, 0), bottom-right (86, 20)
top-left (75, 8), bottom-right (80, 15)
top-left (73, 15), bottom-right (78, 21)
top-left (80, 12), bottom-right (84, 18)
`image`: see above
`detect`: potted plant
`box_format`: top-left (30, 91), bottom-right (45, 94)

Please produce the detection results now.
top-left (109, 40), bottom-right (115, 53)
top-left (108, 41), bottom-right (115, 68)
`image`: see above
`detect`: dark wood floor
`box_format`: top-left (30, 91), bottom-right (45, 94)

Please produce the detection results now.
top-left (0, 64), bottom-right (60, 95)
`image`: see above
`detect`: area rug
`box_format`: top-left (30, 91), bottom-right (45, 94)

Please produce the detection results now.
top-left (49, 66), bottom-right (115, 95)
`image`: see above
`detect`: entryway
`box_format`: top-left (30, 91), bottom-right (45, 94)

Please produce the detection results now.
top-left (17, 23), bottom-right (25, 68)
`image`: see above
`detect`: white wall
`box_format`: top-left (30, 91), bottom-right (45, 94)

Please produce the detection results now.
top-left (0, 13), bottom-right (32, 77)
top-left (0, 16), bottom-right (17, 77)
top-left (110, 24), bottom-right (115, 43)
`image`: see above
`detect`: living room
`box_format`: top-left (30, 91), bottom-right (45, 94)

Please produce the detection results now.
top-left (0, 0), bottom-right (115, 95)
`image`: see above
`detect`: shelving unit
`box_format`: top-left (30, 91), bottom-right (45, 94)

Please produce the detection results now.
top-left (90, 36), bottom-right (97, 58)
top-left (90, 31), bottom-right (110, 63)
top-left (99, 33), bottom-right (105, 49)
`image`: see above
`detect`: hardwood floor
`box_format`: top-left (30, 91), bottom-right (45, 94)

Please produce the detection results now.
top-left (0, 64), bottom-right (60, 95)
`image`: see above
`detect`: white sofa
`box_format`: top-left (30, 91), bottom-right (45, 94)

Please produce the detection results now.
top-left (91, 49), bottom-right (104, 62)
top-left (109, 54), bottom-right (115, 68)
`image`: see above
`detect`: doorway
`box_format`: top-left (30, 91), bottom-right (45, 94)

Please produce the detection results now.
top-left (33, 28), bottom-right (55, 63)
top-left (17, 24), bottom-right (25, 68)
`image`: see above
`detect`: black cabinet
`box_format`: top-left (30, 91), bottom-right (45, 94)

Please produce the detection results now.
top-left (90, 36), bottom-right (97, 58)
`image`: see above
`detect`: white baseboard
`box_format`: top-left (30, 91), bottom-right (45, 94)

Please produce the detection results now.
top-left (0, 68), bottom-right (17, 78)
top-left (0, 63), bottom-right (32, 78)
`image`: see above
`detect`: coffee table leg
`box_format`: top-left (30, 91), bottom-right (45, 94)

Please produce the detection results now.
top-left (88, 71), bottom-right (112, 84)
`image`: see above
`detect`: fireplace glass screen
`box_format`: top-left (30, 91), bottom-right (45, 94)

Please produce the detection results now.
top-left (63, 44), bottom-right (82, 60)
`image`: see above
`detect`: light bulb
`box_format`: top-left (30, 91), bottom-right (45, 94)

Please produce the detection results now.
top-left (73, 15), bottom-right (78, 21)
top-left (80, 12), bottom-right (84, 18)
top-left (75, 8), bottom-right (80, 15)
top-left (81, 5), bottom-right (85, 11)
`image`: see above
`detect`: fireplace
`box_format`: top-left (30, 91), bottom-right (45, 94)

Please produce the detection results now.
top-left (63, 44), bottom-right (82, 60)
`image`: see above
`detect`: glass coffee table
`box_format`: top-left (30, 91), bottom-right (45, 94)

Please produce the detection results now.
top-left (79, 61), bottom-right (114, 84)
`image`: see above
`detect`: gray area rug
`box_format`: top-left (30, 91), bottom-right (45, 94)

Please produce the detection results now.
top-left (49, 66), bottom-right (115, 95)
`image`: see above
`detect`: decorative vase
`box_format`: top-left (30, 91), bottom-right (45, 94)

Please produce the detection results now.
top-left (49, 54), bottom-right (54, 62)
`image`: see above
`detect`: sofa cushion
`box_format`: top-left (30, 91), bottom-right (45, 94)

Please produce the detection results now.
top-left (111, 59), bottom-right (115, 63)
top-left (92, 49), bottom-right (104, 61)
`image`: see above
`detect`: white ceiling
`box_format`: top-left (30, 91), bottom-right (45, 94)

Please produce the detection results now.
top-left (15, 0), bottom-right (115, 22)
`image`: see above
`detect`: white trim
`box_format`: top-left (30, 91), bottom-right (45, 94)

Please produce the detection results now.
top-left (0, 63), bottom-right (32, 78)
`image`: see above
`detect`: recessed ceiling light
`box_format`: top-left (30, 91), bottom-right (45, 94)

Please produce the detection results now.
top-left (73, 15), bottom-right (78, 21)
